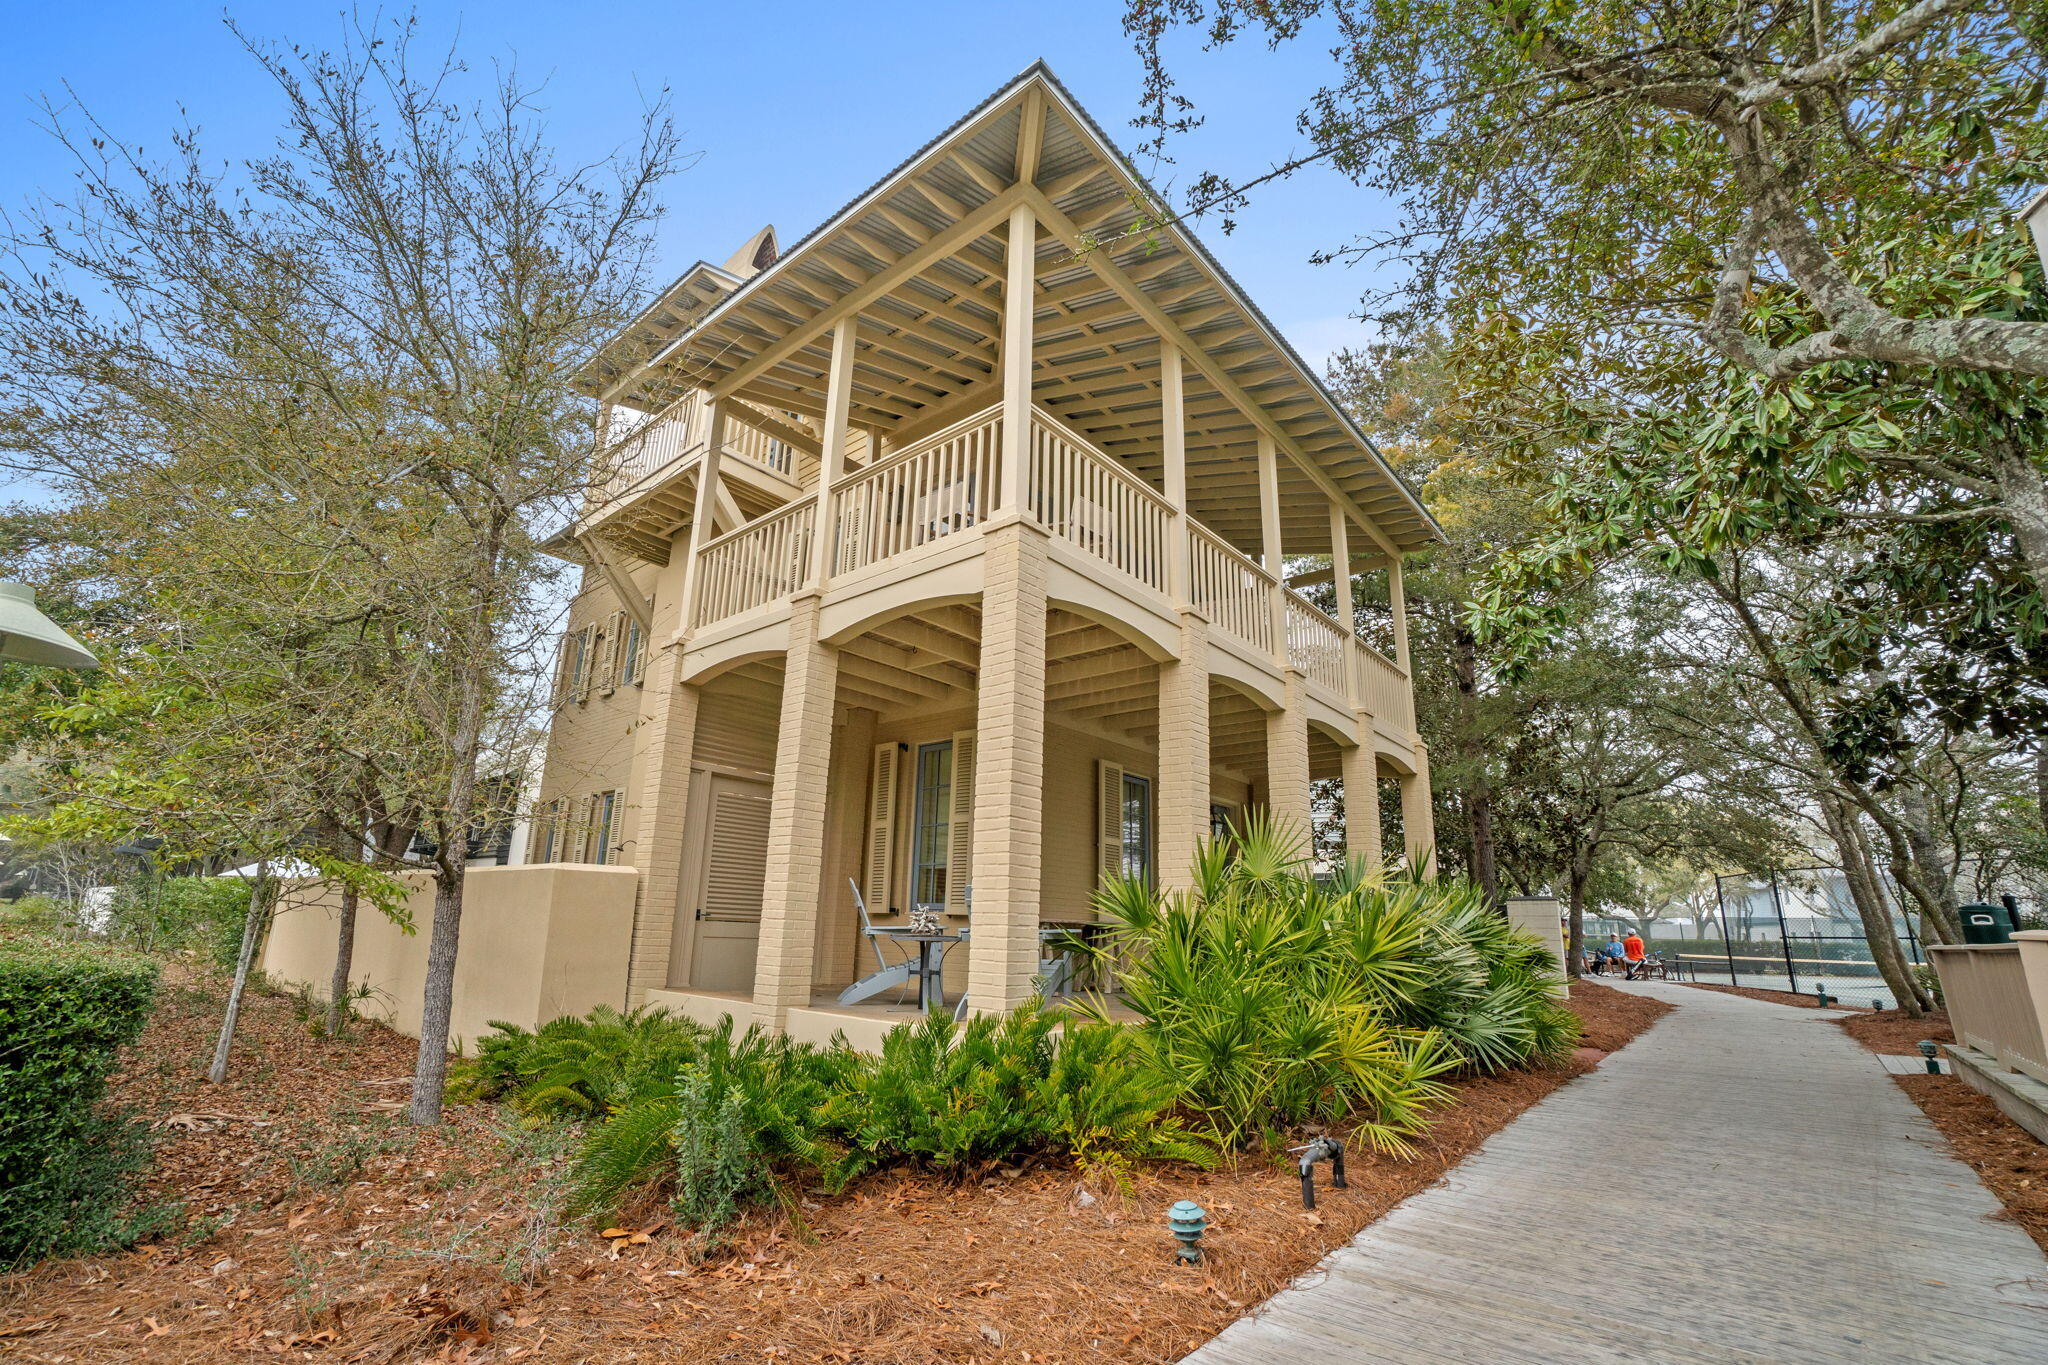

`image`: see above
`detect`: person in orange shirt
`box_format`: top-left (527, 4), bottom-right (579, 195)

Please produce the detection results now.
top-left (1623, 931), bottom-right (1648, 978)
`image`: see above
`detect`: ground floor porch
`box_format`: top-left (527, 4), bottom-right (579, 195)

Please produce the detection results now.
top-left (620, 518), bottom-right (1437, 1036)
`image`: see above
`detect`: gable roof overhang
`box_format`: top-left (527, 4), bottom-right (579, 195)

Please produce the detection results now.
top-left (581, 63), bottom-right (1441, 559)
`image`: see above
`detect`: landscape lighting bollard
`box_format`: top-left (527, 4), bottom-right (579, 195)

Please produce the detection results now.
top-left (1918, 1040), bottom-right (1941, 1075)
top-left (1167, 1199), bottom-right (1209, 1265)
top-left (1292, 1136), bottom-right (1348, 1210)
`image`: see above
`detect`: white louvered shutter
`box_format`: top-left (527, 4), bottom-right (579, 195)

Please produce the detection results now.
top-left (1096, 760), bottom-right (1126, 887)
top-left (945, 730), bottom-right (975, 914)
top-left (601, 611), bottom-right (626, 692)
top-left (863, 743), bottom-right (900, 911)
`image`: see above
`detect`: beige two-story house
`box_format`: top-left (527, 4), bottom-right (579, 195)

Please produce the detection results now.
top-left (530, 62), bottom-right (1441, 1047)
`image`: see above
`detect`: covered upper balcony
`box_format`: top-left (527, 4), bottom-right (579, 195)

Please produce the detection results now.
top-left (565, 62), bottom-right (1439, 750)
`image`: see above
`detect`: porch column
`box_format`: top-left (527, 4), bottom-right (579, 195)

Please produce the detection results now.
top-left (624, 644), bottom-right (701, 1006)
top-left (997, 202), bottom-right (1037, 515)
top-left (1256, 432), bottom-right (1287, 666)
top-left (1389, 555), bottom-right (1412, 674)
top-left (1156, 615), bottom-right (1210, 892)
top-left (678, 401), bottom-right (727, 640)
top-left (753, 594), bottom-right (840, 1031)
top-left (1265, 670), bottom-right (1312, 839)
top-left (808, 320), bottom-right (857, 591)
top-left (1400, 739), bottom-right (1437, 875)
top-left (1329, 503), bottom-right (1358, 703)
top-left (1160, 342), bottom-right (1191, 605)
top-left (967, 521), bottom-right (1049, 1014)
top-left (1341, 725), bottom-right (1383, 872)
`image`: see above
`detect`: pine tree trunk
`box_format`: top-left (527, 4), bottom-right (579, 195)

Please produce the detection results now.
top-left (207, 864), bottom-right (269, 1085)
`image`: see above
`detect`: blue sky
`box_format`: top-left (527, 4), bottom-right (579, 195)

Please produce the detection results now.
top-left (0, 1), bottom-right (1401, 366)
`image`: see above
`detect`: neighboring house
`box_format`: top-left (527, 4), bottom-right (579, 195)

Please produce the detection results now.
top-left (264, 62), bottom-right (1442, 1050)
top-left (527, 61), bottom-right (1441, 1044)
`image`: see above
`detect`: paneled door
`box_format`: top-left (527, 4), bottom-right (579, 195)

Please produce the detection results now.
top-left (677, 771), bottom-right (773, 993)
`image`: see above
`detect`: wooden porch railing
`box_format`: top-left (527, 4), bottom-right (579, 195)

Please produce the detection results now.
top-left (1190, 526), bottom-right (1277, 656)
top-left (1355, 640), bottom-right (1413, 732)
top-left (1027, 408), bottom-right (1172, 596)
top-left (832, 407), bottom-right (1002, 578)
top-left (691, 500), bottom-right (816, 628)
top-left (600, 392), bottom-right (699, 499)
top-left (1286, 591), bottom-right (1349, 695)
top-left (596, 392), bottom-right (803, 508)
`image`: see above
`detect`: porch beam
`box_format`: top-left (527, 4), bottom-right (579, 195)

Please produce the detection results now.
top-left (1027, 188), bottom-right (1408, 562)
top-left (708, 189), bottom-right (1024, 405)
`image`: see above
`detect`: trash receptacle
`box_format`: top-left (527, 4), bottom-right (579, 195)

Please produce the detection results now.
top-left (1959, 902), bottom-right (2020, 945)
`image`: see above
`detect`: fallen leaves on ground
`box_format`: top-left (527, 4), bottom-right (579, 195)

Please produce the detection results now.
top-left (0, 969), bottom-right (1667, 1363)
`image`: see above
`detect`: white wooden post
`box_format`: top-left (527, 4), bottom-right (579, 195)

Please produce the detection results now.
top-left (1257, 432), bottom-right (1286, 665)
top-left (677, 400), bottom-right (726, 639)
top-left (811, 319), bottom-right (858, 590)
top-left (1329, 502), bottom-right (1356, 703)
top-left (1389, 555), bottom-right (1412, 674)
top-left (998, 202), bottom-right (1036, 515)
top-left (1160, 342), bottom-right (1190, 605)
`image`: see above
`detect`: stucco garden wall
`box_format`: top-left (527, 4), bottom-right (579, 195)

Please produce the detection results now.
top-left (260, 864), bottom-right (639, 1048)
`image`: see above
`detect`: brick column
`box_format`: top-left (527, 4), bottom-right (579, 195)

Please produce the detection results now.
top-left (753, 594), bottom-right (839, 1031)
top-left (624, 644), bottom-right (700, 1006)
top-left (1400, 739), bottom-right (1436, 876)
top-left (1156, 613), bottom-right (1210, 893)
top-left (1341, 721), bottom-right (1383, 872)
top-left (1264, 669), bottom-right (1312, 841)
top-left (967, 520), bottom-right (1049, 1014)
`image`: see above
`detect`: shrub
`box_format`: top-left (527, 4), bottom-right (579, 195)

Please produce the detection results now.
top-left (852, 1007), bottom-right (1060, 1171)
top-left (669, 1067), bottom-right (756, 1252)
top-left (1088, 815), bottom-right (1578, 1152)
top-left (562, 1017), bottom-right (866, 1218)
top-left (471, 999), bottom-right (1207, 1232)
top-left (1913, 962), bottom-right (1944, 1008)
top-left (0, 936), bottom-right (162, 1268)
top-left (103, 877), bottom-right (249, 966)
top-left (453, 1004), bottom-right (703, 1117)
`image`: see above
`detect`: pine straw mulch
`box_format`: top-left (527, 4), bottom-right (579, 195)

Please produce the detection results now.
top-left (1892, 1075), bottom-right (2048, 1256)
top-left (1835, 1006), bottom-right (1954, 1057)
top-left (0, 974), bottom-right (1668, 1365)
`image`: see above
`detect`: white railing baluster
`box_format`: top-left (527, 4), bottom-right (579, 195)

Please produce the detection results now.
top-left (690, 500), bottom-right (817, 629)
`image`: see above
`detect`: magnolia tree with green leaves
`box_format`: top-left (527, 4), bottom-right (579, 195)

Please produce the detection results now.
top-left (0, 14), bottom-right (682, 1121)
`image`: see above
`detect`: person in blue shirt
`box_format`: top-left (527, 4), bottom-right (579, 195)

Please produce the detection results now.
top-left (1600, 936), bottom-right (1628, 969)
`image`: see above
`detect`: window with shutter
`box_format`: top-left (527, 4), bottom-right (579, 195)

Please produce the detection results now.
top-left (909, 741), bottom-right (953, 907)
top-left (945, 729), bottom-right (975, 914)
top-left (622, 617), bottom-right (646, 686)
top-left (577, 624), bottom-right (599, 701)
top-left (592, 790), bottom-right (619, 864)
top-left (600, 611), bottom-right (626, 693)
top-left (862, 743), bottom-right (900, 911)
top-left (1096, 760), bottom-right (1126, 887)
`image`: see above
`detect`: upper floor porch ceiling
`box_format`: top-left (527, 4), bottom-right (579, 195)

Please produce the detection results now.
top-left (574, 63), bottom-right (1440, 560)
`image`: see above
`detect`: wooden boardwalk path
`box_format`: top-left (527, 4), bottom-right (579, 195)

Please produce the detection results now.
top-left (1186, 981), bottom-right (2048, 1364)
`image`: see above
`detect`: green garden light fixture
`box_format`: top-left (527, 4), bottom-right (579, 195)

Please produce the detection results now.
top-left (1918, 1040), bottom-right (1941, 1075)
top-left (1167, 1199), bottom-right (1209, 1265)
top-left (0, 583), bottom-right (96, 670)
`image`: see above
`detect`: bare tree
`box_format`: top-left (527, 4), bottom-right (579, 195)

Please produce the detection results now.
top-left (0, 13), bottom-right (682, 1121)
